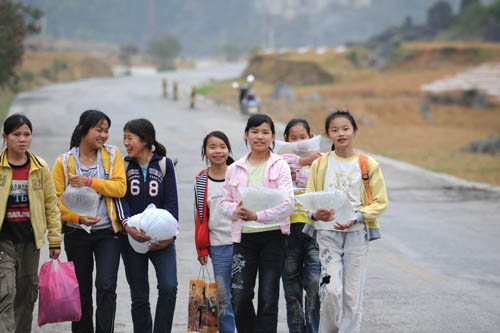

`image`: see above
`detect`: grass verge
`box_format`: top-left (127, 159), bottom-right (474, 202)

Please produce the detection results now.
top-left (0, 90), bottom-right (16, 125)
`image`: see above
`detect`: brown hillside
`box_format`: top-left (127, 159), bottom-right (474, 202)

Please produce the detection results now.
top-left (20, 51), bottom-right (113, 87)
top-left (204, 42), bottom-right (500, 185)
top-left (243, 54), bottom-right (335, 85)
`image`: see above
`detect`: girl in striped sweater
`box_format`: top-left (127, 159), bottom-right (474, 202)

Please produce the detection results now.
top-left (194, 131), bottom-right (235, 333)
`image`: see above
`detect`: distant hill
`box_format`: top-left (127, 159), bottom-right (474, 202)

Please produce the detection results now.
top-left (20, 0), bottom-right (462, 56)
top-left (366, 0), bottom-right (500, 48)
top-left (360, 0), bottom-right (500, 68)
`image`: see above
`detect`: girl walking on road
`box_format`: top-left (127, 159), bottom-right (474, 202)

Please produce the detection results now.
top-left (221, 114), bottom-right (294, 333)
top-left (194, 130), bottom-right (236, 333)
top-left (281, 119), bottom-right (322, 333)
top-left (117, 118), bottom-right (178, 333)
top-left (0, 114), bottom-right (62, 333)
top-left (306, 110), bottom-right (388, 333)
top-left (52, 110), bottom-right (126, 333)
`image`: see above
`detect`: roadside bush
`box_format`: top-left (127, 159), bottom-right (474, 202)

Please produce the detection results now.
top-left (147, 35), bottom-right (182, 71)
top-left (0, 1), bottom-right (42, 89)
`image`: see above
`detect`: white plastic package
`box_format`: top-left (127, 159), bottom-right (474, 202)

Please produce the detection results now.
top-left (238, 187), bottom-right (289, 229)
top-left (126, 203), bottom-right (179, 254)
top-left (274, 135), bottom-right (321, 157)
top-left (61, 185), bottom-right (100, 233)
top-left (295, 190), bottom-right (355, 230)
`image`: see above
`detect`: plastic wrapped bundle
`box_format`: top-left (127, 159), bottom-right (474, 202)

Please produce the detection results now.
top-left (61, 186), bottom-right (100, 233)
top-left (126, 203), bottom-right (179, 254)
top-left (274, 135), bottom-right (321, 157)
top-left (295, 190), bottom-right (355, 230)
top-left (61, 186), bottom-right (99, 217)
top-left (238, 187), bottom-right (289, 229)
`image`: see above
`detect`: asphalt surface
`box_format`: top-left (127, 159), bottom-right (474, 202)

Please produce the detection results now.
top-left (7, 62), bottom-right (500, 332)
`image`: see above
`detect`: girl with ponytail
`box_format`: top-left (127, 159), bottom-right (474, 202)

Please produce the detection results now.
top-left (52, 109), bottom-right (127, 332)
top-left (117, 118), bottom-right (179, 333)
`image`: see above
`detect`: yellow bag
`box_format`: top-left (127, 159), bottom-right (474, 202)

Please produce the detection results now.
top-left (187, 266), bottom-right (219, 332)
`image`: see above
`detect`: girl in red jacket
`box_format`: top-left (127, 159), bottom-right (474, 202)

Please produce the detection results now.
top-left (194, 131), bottom-right (235, 333)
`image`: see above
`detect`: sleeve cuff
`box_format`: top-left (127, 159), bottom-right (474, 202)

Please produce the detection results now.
top-left (69, 212), bottom-right (80, 224)
top-left (198, 247), bottom-right (209, 257)
top-left (89, 177), bottom-right (102, 191)
top-left (354, 211), bottom-right (364, 224)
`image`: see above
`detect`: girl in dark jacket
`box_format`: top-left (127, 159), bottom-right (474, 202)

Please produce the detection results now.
top-left (117, 118), bottom-right (179, 333)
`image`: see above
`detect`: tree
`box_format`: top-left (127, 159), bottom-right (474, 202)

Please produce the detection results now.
top-left (221, 44), bottom-right (241, 62)
top-left (0, 1), bottom-right (42, 89)
top-left (459, 0), bottom-right (480, 14)
top-left (427, 1), bottom-right (454, 31)
top-left (147, 34), bottom-right (182, 71)
top-left (119, 43), bottom-right (139, 74)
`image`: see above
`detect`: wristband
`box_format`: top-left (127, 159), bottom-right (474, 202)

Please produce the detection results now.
top-left (311, 212), bottom-right (318, 221)
top-left (86, 176), bottom-right (91, 187)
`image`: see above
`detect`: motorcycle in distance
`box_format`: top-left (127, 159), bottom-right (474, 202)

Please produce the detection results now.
top-left (232, 74), bottom-right (261, 116)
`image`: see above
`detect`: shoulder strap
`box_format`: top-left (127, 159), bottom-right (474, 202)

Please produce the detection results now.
top-left (194, 169), bottom-right (209, 222)
top-left (62, 152), bottom-right (71, 186)
top-left (358, 153), bottom-right (373, 204)
top-left (315, 154), bottom-right (323, 189)
top-left (160, 157), bottom-right (167, 177)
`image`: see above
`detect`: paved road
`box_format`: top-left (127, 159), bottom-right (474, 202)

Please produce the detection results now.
top-left (8, 63), bottom-right (500, 332)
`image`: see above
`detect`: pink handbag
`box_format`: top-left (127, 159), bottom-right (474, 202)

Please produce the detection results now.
top-left (38, 259), bottom-right (82, 327)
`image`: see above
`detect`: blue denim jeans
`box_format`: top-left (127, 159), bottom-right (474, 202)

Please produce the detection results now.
top-left (64, 227), bottom-right (121, 333)
top-left (282, 223), bottom-right (321, 333)
top-left (121, 235), bottom-right (177, 333)
top-left (231, 230), bottom-right (287, 333)
top-left (209, 245), bottom-right (235, 333)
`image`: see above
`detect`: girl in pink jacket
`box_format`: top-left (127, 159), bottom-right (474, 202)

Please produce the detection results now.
top-left (220, 114), bottom-right (294, 333)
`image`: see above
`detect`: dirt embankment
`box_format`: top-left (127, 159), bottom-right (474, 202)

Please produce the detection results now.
top-left (20, 51), bottom-right (113, 88)
top-left (243, 54), bottom-right (335, 85)
top-left (388, 42), bottom-right (500, 71)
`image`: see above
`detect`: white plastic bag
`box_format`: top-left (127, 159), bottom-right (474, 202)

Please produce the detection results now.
top-left (126, 203), bottom-right (179, 254)
top-left (238, 187), bottom-right (288, 213)
top-left (274, 135), bottom-right (321, 157)
top-left (295, 190), bottom-right (355, 230)
top-left (238, 187), bottom-right (289, 229)
top-left (61, 186), bottom-right (100, 233)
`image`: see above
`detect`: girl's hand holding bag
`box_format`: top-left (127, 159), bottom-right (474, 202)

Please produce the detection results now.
top-left (38, 259), bottom-right (82, 327)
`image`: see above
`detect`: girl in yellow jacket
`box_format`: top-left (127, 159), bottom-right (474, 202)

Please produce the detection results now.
top-left (306, 110), bottom-right (388, 333)
top-left (52, 110), bottom-right (126, 333)
top-left (0, 114), bottom-right (61, 333)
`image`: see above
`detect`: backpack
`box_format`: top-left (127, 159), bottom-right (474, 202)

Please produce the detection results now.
top-left (315, 152), bottom-right (373, 204)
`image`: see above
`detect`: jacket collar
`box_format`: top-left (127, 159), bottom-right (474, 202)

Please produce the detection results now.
top-left (235, 151), bottom-right (283, 170)
top-left (0, 149), bottom-right (42, 170)
top-left (124, 152), bottom-right (163, 164)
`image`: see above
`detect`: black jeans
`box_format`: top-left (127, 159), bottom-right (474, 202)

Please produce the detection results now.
top-left (231, 230), bottom-right (287, 333)
top-left (282, 223), bottom-right (321, 333)
top-left (64, 227), bottom-right (121, 333)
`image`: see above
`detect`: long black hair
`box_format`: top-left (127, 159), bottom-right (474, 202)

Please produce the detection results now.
top-left (244, 114), bottom-right (275, 150)
top-left (70, 110), bottom-right (111, 149)
top-left (123, 118), bottom-right (167, 156)
top-left (325, 110), bottom-right (358, 151)
top-left (3, 113), bottom-right (32, 136)
top-left (201, 130), bottom-right (234, 165)
top-left (283, 118), bottom-right (311, 141)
